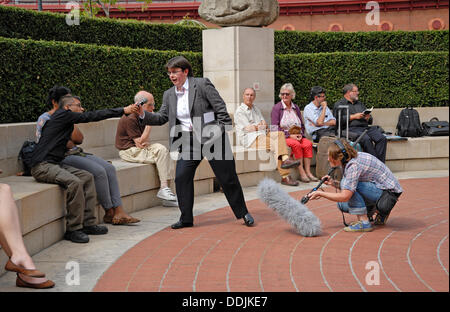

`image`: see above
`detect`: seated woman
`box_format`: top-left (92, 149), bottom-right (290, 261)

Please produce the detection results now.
top-left (271, 83), bottom-right (318, 183)
top-left (0, 172), bottom-right (55, 289)
top-left (234, 87), bottom-right (300, 186)
top-left (36, 87), bottom-right (139, 225)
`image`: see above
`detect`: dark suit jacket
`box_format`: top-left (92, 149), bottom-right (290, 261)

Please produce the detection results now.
top-left (31, 107), bottom-right (124, 167)
top-left (142, 77), bottom-right (232, 149)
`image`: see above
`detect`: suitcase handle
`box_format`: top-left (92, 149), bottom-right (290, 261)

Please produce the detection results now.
top-left (337, 105), bottom-right (349, 141)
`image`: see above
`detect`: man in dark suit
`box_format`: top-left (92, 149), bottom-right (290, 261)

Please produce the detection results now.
top-left (139, 56), bottom-right (254, 229)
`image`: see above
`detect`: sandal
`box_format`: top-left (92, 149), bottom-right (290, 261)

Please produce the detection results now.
top-left (5, 259), bottom-right (45, 278)
top-left (299, 176), bottom-right (310, 183)
top-left (112, 216), bottom-right (140, 225)
top-left (16, 274), bottom-right (55, 289)
top-left (308, 175), bottom-right (319, 182)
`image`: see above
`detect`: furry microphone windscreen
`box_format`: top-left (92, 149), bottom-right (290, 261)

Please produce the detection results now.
top-left (257, 178), bottom-right (322, 237)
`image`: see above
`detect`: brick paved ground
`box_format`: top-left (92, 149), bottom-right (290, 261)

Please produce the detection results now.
top-left (94, 177), bottom-right (449, 292)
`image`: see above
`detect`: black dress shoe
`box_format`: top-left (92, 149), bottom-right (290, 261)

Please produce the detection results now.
top-left (82, 225), bottom-right (108, 235)
top-left (243, 213), bottom-right (254, 226)
top-left (64, 230), bottom-right (89, 243)
top-left (171, 220), bottom-right (194, 229)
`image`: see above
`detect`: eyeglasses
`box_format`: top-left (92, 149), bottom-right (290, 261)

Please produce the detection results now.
top-left (280, 93), bottom-right (291, 96)
top-left (317, 94), bottom-right (326, 98)
top-left (167, 70), bottom-right (183, 76)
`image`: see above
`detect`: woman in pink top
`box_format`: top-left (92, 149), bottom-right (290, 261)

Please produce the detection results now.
top-left (271, 83), bottom-right (318, 183)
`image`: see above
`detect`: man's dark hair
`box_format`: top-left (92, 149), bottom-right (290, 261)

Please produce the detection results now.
top-left (46, 86), bottom-right (71, 109)
top-left (342, 83), bottom-right (356, 95)
top-left (310, 86), bottom-right (326, 101)
top-left (58, 95), bottom-right (75, 109)
top-left (166, 56), bottom-right (193, 77)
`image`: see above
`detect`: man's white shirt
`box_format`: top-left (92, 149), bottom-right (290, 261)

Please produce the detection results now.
top-left (175, 79), bottom-right (192, 132)
top-left (234, 103), bottom-right (266, 148)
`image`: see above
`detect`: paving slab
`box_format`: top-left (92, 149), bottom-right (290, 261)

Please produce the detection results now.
top-left (0, 170), bottom-right (448, 293)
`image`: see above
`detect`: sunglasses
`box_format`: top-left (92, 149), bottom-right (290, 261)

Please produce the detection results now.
top-left (280, 93), bottom-right (291, 96)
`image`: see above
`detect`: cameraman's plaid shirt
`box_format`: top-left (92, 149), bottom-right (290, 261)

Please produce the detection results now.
top-left (341, 152), bottom-right (403, 194)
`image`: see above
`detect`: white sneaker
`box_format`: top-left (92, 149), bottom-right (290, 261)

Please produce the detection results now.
top-left (157, 187), bottom-right (177, 201)
top-left (162, 199), bottom-right (179, 207)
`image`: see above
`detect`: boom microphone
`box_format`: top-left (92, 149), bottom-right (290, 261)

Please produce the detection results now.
top-left (301, 166), bottom-right (338, 205)
top-left (257, 178), bottom-right (322, 237)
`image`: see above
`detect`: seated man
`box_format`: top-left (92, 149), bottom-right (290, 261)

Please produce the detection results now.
top-left (30, 92), bottom-right (139, 243)
top-left (36, 90), bottom-right (139, 225)
top-left (234, 87), bottom-right (300, 186)
top-left (115, 91), bottom-right (178, 206)
top-left (333, 84), bottom-right (387, 163)
top-left (303, 86), bottom-right (336, 143)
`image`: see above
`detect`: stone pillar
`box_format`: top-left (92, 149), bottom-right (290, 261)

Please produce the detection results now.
top-left (202, 26), bottom-right (275, 122)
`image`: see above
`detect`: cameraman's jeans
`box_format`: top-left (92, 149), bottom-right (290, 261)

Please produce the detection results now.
top-left (338, 182), bottom-right (383, 215)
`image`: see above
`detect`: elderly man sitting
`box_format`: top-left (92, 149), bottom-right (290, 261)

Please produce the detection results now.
top-left (234, 87), bottom-right (300, 186)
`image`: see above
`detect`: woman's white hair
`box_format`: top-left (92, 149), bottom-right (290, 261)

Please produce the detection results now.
top-left (279, 83), bottom-right (296, 100)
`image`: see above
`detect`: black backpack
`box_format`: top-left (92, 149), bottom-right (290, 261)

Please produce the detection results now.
top-left (396, 107), bottom-right (423, 137)
top-left (18, 140), bottom-right (37, 176)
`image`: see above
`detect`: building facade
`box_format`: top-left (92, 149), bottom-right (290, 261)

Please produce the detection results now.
top-left (2, 0), bottom-right (448, 31)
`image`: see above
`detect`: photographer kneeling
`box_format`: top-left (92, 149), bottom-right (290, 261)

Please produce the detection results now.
top-left (307, 138), bottom-right (403, 232)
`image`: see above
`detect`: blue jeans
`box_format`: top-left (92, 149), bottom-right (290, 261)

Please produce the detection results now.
top-left (338, 182), bottom-right (383, 215)
top-left (62, 154), bottom-right (122, 210)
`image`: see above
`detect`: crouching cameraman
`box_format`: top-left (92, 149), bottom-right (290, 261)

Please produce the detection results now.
top-left (307, 138), bottom-right (403, 232)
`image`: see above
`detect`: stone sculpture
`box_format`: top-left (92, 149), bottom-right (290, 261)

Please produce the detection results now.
top-left (198, 0), bottom-right (279, 27)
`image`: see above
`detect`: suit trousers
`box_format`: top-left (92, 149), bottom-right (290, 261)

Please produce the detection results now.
top-left (31, 162), bottom-right (97, 232)
top-left (349, 126), bottom-right (387, 163)
top-left (174, 134), bottom-right (249, 224)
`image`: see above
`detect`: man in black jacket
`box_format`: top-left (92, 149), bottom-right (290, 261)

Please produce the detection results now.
top-left (30, 93), bottom-right (138, 243)
top-left (333, 84), bottom-right (387, 163)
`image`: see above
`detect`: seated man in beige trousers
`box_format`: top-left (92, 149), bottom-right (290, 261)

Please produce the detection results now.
top-left (234, 88), bottom-right (300, 186)
top-left (115, 91), bottom-right (178, 206)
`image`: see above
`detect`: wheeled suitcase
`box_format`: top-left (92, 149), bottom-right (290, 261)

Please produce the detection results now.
top-left (315, 135), bottom-right (336, 179)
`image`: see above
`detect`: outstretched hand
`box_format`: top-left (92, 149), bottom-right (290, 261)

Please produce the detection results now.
top-left (124, 103), bottom-right (139, 115)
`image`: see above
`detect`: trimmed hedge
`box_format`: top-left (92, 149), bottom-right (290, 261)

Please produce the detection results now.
top-left (0, 5), bottom-right (203, 52)
top-left (1, 5), bottom-right (448, 54)
top-left (275, 51), bottom-right (449, 109)
top-left (0, 37), bottom-right (202, 123)
top-left (274, 30), bottom-right (449, 53)
top-left (0, 37), bottom-right (448, 123)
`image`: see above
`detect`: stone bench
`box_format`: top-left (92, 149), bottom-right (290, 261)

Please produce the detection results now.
top-left (0, 118), bottom-right (278, 276)
top-left (230, 106), bottom-right (449, 179)
top-left (0, 107), bottom-right (448, 276)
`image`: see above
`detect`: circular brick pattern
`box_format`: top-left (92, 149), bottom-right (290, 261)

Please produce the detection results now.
top-left (94, 177), bottom-right (449, 292)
